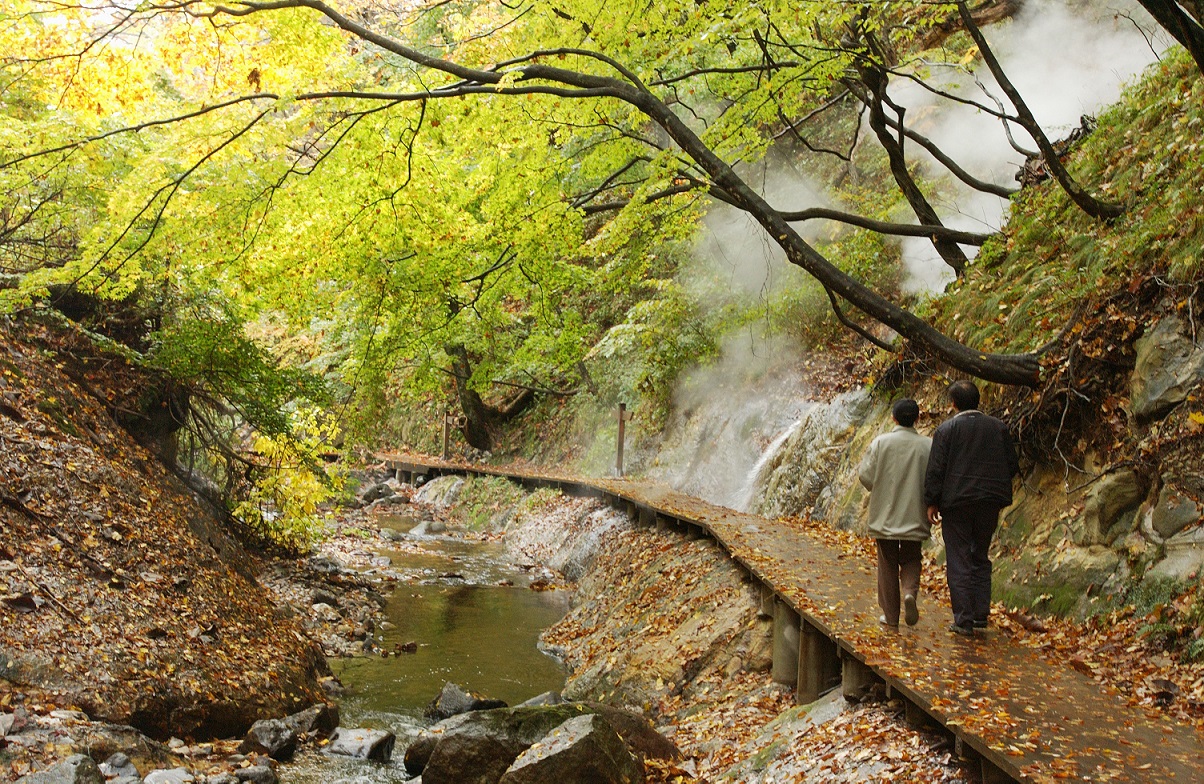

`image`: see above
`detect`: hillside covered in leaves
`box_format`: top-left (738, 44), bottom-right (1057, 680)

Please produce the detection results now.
top-left (0, 315), bottom-right (331, 740)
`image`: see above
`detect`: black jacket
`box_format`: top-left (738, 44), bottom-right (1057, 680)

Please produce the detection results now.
top-left (923, 410), bottom-right (1018, 509)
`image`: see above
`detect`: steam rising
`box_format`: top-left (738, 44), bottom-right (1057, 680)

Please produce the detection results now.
top-left (651, 1), bottom-right (1171, 508)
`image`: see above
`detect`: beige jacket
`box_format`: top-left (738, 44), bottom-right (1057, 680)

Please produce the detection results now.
top-left (858, 425), bottom-right (932, 541)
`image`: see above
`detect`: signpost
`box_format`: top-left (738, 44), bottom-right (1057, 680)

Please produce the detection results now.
top-left (616, 402), bottom-right (632, 476)
top-left (442, 410), bottom-right (466, 460)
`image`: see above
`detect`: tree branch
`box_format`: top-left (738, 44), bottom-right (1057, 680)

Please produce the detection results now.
top-left (956, 1), bottom-right (1123, 220)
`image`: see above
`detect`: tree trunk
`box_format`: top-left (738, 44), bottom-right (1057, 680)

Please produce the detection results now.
top-left (852, 62), bottom-right (968, 275)
top-left (445, 344), bottom-right (493, 451)
top-left (1137, 0), bottom-right (1204, 73)
top-left (956, 2), bottom-right (1124, 220)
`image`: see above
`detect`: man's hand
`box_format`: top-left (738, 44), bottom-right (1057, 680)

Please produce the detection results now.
top-left (927, 505), bottom-right (942, 526)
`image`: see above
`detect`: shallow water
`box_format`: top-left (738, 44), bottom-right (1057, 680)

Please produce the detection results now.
top-left (282, 522), bottom-right (570, 783)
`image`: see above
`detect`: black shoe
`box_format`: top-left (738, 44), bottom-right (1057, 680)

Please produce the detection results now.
top-left (948, 623), bottom-right (975, 636)
top-left (972, 619), bottom-right (989, 629)
top-left (903, 595), bottom-right (919, 627)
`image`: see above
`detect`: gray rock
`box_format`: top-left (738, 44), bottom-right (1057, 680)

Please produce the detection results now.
top-left (359, 482), bottom-right (394, 503)
top-left (1150, 525), bottom-right (1204, 581)
top-left (17, 755), bottom-right (104, 784)
top-left (233, 766), bottom-right (277, 784)
top-left (76, 724), bottom-right (172, 771)
top-left (203, 776), bottom-right (237, 784)
top-left (424, 682), bottom-right (508, 721)
top-left (516, 692), bottom-right (564, 708)
top-left (1132, 314), bottom-right (1204, 420)
top-left (307, 556), bottom-right (343, 574)
top-left (238, 718), bottom-right (298, 761)
top-left (1079, 469), bottom-right (1147, 546)
top-left (281, 703), bottom-right (339, 737)
top-left (1150, 484), bottom-right (1201, 540)
top-left (324, 727), bottom-right (396, 762)
top-left (312, 589), bottom-right (340, 607)
top-left (1049, 546), bottom-right (1121, 593)
top-left (413, 476), bottom-right (464, 508)
top-left (99, 752), bottom-right (140, 780)
top-left (142, 770), bottom-right (194, 784)
top-left (499, 714), bottom-right (644, 784)
top-left (405, 703), bottom-right (677, 780)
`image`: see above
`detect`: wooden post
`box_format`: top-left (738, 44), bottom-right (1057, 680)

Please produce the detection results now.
top-left (616, 403), bottom-right (632, 476)
top-left (771, 600), bottom-right (801, 686)
top-left (841, 652), bottom-right (879, 701)
top-left (798, 621), bottom-right (841, 704)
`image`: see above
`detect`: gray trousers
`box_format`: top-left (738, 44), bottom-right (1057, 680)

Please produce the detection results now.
top-left (876, 539), bottom-right (922, 626)
top-left (940, 502), bottom-right (1002, 628)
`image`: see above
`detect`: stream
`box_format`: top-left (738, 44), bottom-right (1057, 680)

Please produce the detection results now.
top-left (283, 515), bottom-right (571, 783)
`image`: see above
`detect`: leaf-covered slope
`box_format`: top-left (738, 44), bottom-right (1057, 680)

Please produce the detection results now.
top-left (0, 316), bottom-right (329, 739)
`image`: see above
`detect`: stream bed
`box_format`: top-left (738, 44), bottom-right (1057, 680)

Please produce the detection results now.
top-left (283, 516), bottom-right (571, 783)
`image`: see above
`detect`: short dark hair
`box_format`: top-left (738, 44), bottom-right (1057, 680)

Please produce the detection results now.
top-left (891, 398), bottom-right (919, 427)
top-left (947, 380), bottom-right (980, 411)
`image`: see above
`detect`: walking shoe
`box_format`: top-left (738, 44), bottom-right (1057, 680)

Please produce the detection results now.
top-left (972, 619), bottom-right (989, 629)
top-left (903, 594), bottom-right (919, 626)
top-left (878, 615), bottom-right (898, 628)
top-left (948, 623), bottom-right (975, 636)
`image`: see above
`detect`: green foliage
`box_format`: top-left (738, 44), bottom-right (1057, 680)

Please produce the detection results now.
top-left (449, 476), bottom-right (528, 531)
top-left (148, 310), bottom-right (329, 438)
top-left (591, 278), bottom-right (716, 425)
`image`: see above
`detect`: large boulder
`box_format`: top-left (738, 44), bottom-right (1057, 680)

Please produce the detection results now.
top-left (1131, 314), bottom-right (1204, 420)
top-left (1077, 469), bottom-right (1147, 546)
top-left (1150, 525), bottom-right (1204, 581)
top-left (17, 755), bottom-right (104, 784)
top-left (404, 703), bottom-right (677, 782)
top-left (414, 476), bottom-right (465, 507)
top-left (424, 682), bottom-right (508, 721)
top-left (498, 714), bottom-right (645, 784)
top-left (1148, 483), bottom-right (1202, 540)
top-left (238, 718), bottom-right (298, 761)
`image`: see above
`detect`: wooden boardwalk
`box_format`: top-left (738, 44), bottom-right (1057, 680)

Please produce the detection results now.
top-left (380, 453), bottom-right (1203, 783)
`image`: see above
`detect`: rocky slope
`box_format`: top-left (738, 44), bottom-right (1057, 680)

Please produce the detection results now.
top-left (0, 314), bottom-right (331, 748)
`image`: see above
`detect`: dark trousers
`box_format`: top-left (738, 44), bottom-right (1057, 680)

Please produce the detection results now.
top-left (876, 539), bottom-right (922, 626)
top-left (940, 502), bottom-right (1002, 628)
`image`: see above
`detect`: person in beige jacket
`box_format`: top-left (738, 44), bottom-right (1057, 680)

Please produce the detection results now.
top-left (858, 399), bottom-right (933, 628)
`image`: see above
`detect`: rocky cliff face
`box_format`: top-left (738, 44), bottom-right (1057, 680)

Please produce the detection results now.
top-left (738, 308), bottom-right (1204, 618)
top-left (0, 316), bottom-right (330, 739)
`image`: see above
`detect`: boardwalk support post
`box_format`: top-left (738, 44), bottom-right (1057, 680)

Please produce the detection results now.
top-left (758, 585), bottom-right (775, 618)
top-left (841, 652), bottom-right (879, 701)
top-left (771, 600), bottom-right (801, 686)
top-left (798, 620), bottom-right (841, 704)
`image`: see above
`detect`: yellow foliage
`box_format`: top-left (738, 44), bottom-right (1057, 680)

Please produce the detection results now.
top-left (233, 406), bottom-right (345, 551)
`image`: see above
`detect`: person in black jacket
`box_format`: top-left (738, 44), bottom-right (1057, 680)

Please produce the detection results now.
top-left (924, 380), bottom-right (1018, 635)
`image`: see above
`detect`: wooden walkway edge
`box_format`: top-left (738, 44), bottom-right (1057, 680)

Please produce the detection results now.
top-left (380, 453), bottom-right (1203, 783)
